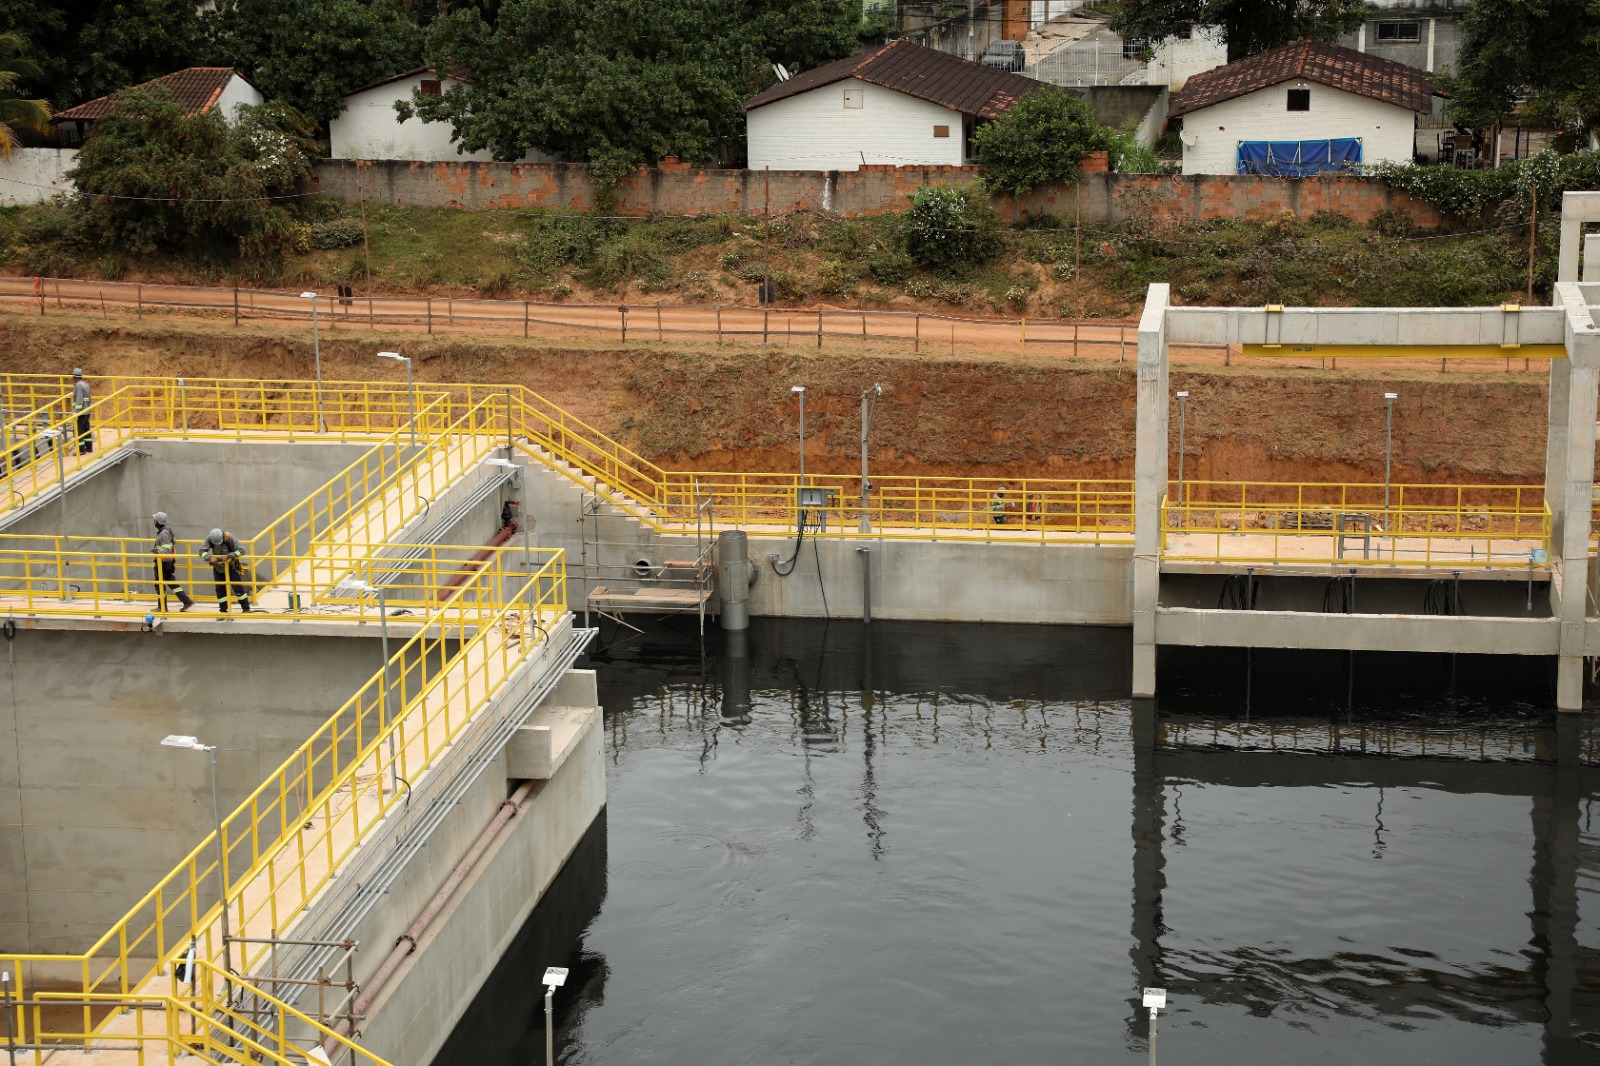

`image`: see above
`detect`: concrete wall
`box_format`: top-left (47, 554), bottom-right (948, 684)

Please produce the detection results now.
top-left (313, 159), bottom-right (1447, 228)
top-left (1179, 83), bottom-right (1420, 175)
top-left (1341, 7), bottom-right (1466, 74)
top-left (517, 449), bottom-right (1136, 625)
top-left (0, 440), bottom-right (374, 547)
top-left (0, 627), bottom-right (386, 953)
top-left (747, 78), bottom-right (968, 171)
top-left (353, 671), bottom-right (605, 1066)
top-left (1146, 27), bottom-right (1228, 89)
top-left (0, 148), bottom-right (77, 206)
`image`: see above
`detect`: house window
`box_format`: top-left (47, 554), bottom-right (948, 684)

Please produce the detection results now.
top-left (1376, 21), bottom-right (1420, 41)
top-left (420, 79), bottom-right (442, 96)
top-left (843, 87), bottom-right (863, 109)
top-left (1287, 89), bottom-right (1310, 111)
top-left (933, 125), bottom-right (950, 138)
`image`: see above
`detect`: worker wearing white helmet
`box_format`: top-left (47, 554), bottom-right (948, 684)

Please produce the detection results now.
top-left (71, 368), bottom-right (92, 455)
top-left (149, 512), bottom-right (194, 612)
top-left (199, 528), bottom-right (253, 614)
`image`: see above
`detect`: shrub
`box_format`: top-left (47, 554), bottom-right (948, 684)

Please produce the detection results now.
top-left (515, 212), bottom-right (596, 278)
top-left (581, 230), bottom-right (670, 290)
top-left (309, 217), bottom-right (363, 249)
top-left (866, 247), bottom-right (913, 284)
top-left (972, 87), bottom-right (1110, 196)
top-left (902, 183), bottom-right (1003, 274)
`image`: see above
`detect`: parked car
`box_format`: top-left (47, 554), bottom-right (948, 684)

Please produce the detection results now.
top-left (981, 40), bottom-right (1025, 72)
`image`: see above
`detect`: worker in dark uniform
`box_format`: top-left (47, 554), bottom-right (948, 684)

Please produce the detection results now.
top-left (500, 498), bottom-right (519, 531)
top-left (150, 512), bottom-right (194, 612)
top-left (200, 528), bottom-right (253, 613)
top-left (72, 368), bottom-right (92, 454)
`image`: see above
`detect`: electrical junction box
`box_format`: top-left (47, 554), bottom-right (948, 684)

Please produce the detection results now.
top-left (797, 487), bottom-right (832, 509)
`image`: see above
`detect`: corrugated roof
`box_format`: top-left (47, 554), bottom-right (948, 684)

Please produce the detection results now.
top-left (744, 39), bottom-right (1041, 119)
top-left (1169, 39), bottom-right (1434, 118)
top-left (56, 67), bottom-right (254, 122)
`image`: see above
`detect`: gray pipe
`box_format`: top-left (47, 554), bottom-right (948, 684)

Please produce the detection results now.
top-left (718, 530), bottom-right (749, 630)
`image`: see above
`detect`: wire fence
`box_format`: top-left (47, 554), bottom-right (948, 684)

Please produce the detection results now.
top-left (0, 275), bottom-right (1558, 373)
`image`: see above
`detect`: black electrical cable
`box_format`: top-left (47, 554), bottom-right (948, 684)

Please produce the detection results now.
top-left (1422, 579), bottom-right (1463, 615)
top-left (772, 508), bottom-right (808, 577)
top-left (1323, 576), bottom-right (1354, 614)
top-left (0, 619), bottom-right (13, 641)
top-left (1218, 574), bottom-right (1258, 610)
top-left (812, 534), bottom-right (829, 620)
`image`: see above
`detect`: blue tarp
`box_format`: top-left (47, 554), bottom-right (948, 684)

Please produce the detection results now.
top-left (1236, 138), bottom-right (1362, 177)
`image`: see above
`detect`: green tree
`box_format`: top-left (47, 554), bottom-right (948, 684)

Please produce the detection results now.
top-left (0, 0), bottom-right (92, 106)
top-left (401, 0), bottom-right (858, 193)
top-left (971, 88), bottom-right (1107, 196)
top-left (207, 0), bottom-right (422, 125)
top-left (1108, 0), bottom-right (1366, 61)
top-left (74, 0), bottom-right (207, 101)
top-left (67, 87), bottom-right (319, 258)
top-left (0, 33), bottom-right (53, 158)
top-left (1449, 0), bottom-right (1600, 136)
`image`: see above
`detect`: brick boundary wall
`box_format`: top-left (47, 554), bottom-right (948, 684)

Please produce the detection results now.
top-left (311, 157), bottom-right (1446, 229)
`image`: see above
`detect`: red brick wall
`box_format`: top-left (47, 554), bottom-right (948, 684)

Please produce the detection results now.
top-left (313, 160), bottom-right (1447, 229)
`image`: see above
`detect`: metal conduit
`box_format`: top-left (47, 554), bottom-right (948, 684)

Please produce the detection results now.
top-left (320, 777), bottom-right (538, 1054)
top-left (338, 467), bottom-right (514, 592)
top-left (252, 626), bottom-right (594, 1018)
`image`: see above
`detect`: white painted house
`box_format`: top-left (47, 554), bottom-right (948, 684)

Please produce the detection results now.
top-left (1170, 39), bottom-right (1436, 175)
top-left (54, 67), bottom-right (262, 146)
top-left (744, 39), bottom-right (1040, 171)
top-left (329, 69), bottom-right (558, 162)
top-left (7, 67), bottom-right (263, 206)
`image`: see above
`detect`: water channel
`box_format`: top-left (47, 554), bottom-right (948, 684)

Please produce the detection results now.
top-left (434, 620), bottom-right (1600, 1065)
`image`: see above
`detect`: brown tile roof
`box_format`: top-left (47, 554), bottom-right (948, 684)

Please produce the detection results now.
top-left (744, 39), bottom-right (1041, 119)
top-left (1169, 39), bottom-right (1434, 119)
top-left (56, 67), bottom-right (255, 122)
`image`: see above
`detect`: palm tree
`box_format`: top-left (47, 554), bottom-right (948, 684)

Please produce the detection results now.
top-left (0, 33), bottom-right (53, 159)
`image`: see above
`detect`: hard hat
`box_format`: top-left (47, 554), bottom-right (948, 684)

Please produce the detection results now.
top-left (209, 528), bottom-right (223, 541)
top-left (72, 367), bottom-right (83, 378)
top-left (153, 511), bottom-right (168, 525)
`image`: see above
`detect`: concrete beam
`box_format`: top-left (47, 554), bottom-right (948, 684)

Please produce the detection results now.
top-left (1165, 304), bottom-right (1566, 347)
top-left (1154, 606), bottom-right (1559, 656)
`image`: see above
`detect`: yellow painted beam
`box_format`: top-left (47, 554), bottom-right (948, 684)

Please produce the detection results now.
top-left (1241, 343), bottom-right (1568, 360)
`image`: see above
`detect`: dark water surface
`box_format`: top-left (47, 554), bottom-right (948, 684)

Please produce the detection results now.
top-left (435, 620), bottom-right (1600, 1065)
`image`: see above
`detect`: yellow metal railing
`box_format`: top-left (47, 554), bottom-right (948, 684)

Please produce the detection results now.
top-left (0, 535), bottom-right (522, 617)
top-left (1159, 482), bottom-right (1551, 567)
top-left (0, 547), bottom-right (566, 1058)
top-left (244, 393), bottom-right (451, 582)
top-left (5, 961), bottom-right (391, 1066)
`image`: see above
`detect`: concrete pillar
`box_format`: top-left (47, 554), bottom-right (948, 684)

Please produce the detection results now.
top-left (1132, 285), bottom-right (1171, 698)
top-left (1551, 283), bottom-right (1599, 710)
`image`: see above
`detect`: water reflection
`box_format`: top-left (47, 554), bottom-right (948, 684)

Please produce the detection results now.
top-left (433, 620), bottom-right (1600, 1066)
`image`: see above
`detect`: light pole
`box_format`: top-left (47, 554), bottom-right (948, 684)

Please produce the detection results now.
top-left (791, 385), bottom-right (806, 485)
top-left (377, 351), bottom-right (416, 446)
top-left (160, 735), bottom-right (230, 991)
top-left (1142, 987), bottom-right (1166, 1066)
top-left (299, 292), bottom-right (325, 432)
top-left (1383, 391), bottom-right (1398, 525)
top-left (340, 579), bottom-right (399, 797)
top-left (859, 383), bottom-right (881, 534)
top-left (1175, 390), bottom-right (1189, 525)
top-left (542, 966), bottom-right (568, 1066)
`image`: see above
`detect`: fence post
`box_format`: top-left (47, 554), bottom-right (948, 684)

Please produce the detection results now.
top-left (233, 285), bottom-right (239, 327)
top-left (816, 309), bottom-right (822, 349)
top-left (137, 284), bottom-right (142, 318)
top-left (34, 276), bottom-right (42, 315)
top-left (656, 302), bottom-right (663, 342)
top-left (763, 310), bottom-right (769, 345)
top-left (369, 296), bottom-right (375, 330)
top-left (524, 300), bottom-right (529, 338)
top-left (716, 306), bottom-right (722, 344)
top-left (1020, 317), bottom-right (1026, 357)
top-left (620, 305), bottom-right (628, 342)
top-left (427, 297), bottom-right (432, 334)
